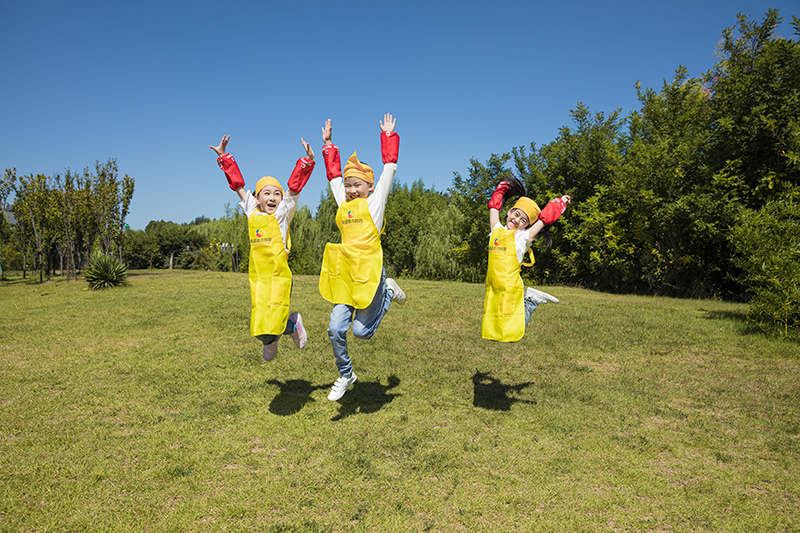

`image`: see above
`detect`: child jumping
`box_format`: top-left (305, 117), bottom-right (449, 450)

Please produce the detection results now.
top-left (318, 113), bottom-right (406, 401)
top-left (482, 177), bottom-right (571, 342)
top-left (209, 134), bottom-right (314, 361)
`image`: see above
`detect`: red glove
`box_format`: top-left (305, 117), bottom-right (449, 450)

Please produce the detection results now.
top-left (538, 197), bottom-right (568, 225)
top-left (322, 144), bottom-right (342, 181)
top-left (381, 131), bottom-right (399, 164)
top-left (488, 180), bottom-right (512, 210)
top-left (217, 153), bottom-right (245, 191)
top-left (287, 157), bottom-right (315, 194)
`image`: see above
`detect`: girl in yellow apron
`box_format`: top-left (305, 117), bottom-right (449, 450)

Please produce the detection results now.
top-left (318, 114), bottom-right (407, 401)
top-left (210, 134), bottom-right (315, 361)
top-left (482, 177), bottom-right (571, 342)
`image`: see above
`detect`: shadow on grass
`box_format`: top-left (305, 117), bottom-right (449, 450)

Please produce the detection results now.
top-left (265, 379), bottom-right (330, 416)
top-left (700, 308), bottom-right (749, 324)
top-left (472, 370), bottom-right (537, 411)
top-left (331, 375), bottom-right (401, 421)
top-left (700, 308), bottom-right (784, 337)
top-left (0, 273), bottom-right (67, 286)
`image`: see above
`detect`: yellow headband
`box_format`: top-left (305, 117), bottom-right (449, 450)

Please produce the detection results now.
top-left (254, 176), bottom-right (284, 196)
top-left (342, 151), bottom-right (374, 184)
top-left (512, 197), bottom-right (541, 225)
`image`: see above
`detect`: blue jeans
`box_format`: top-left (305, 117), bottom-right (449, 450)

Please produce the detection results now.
top-left (256, 317), bottom-right (296, 346)
top-left (328, 268), bottom-right (393, 378)
top-left (524, 296), bottom-right (538, 327)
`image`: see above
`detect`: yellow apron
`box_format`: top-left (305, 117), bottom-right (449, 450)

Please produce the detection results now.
top-left (481, 227), bottom-right (530, 342)
top-left (248, 212), bottom-right (292, 336)
top-left (319, 198), bottom-right (383, 309)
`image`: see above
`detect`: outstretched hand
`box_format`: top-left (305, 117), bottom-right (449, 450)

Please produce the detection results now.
top-left (301, 138), bottom-right (314, 160)
top-left (322, 119), bottom-right (332, 145)
top-left (209, 135), bottom-right (230, 157)
top-left (380, 113), bottom-right (396, 133)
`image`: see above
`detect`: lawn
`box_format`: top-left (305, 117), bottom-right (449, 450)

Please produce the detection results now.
top-left (1, 270), bottom-right (798, 532)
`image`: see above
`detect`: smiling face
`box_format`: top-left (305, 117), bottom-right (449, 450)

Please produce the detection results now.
top-left (255, 185), bottom-right (283, 214)
top-left (343, 176), bottom-right (373, 202)
top-left (505, 207), bottom-right (531, 231)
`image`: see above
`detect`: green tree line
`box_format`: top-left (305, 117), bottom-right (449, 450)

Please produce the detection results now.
top-left (2, 11), bottom-right (797, 336)
top-left (1, 159), bottom-right (134, 282)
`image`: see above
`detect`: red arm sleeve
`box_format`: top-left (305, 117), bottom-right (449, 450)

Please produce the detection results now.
top-left (380, 131), bottom-right (399, 164)
top-left (487, 180), bottom-right (511, 211)
top-left (217, 153), bottom-right (245, 191)
top-left (321, 144), bottom-right (342, 181)
top-left (538, 197), bottom-right (567, 225)
top-left (287, 157), bottom-right (315, 194)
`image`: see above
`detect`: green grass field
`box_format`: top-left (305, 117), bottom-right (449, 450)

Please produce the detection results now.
top-left (1, 270), bottom-right (798, 532)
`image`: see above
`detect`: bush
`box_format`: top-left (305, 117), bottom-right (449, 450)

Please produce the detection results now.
top-left (729, 195), bottom-right (800, 339)
top-left (85, 252), bottom-right (128, 290)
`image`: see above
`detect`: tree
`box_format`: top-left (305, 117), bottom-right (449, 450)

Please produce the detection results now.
top-left (82, 159), bottom-right (135, 261)
top-left (383, 180), bottom-right (448, 277)
top-left (0, 169), bottom-right (17, 278)
top-left (53, 169), bottom-right (82, 280)
top-left (145, 220), bottom-right (206, 269)
top-left (538, 103), bottom-right (625, 203)
top-left (121, 228), bottom-right (158, 269)
top-left (562, 70), bottom-right (735, 296)
top-left (414, 202), bottom-right (470, 280)
top-left (707, 10), bottom-right (800, 208)
top-left (286, 204), bottom-right (320, 275)
top-left (13, 173), bottom-right (59, 282)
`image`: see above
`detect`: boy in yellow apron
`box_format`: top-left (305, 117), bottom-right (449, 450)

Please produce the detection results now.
top-left (318, 113), bottom-right (406, 401)
top-left (482, 177), bottom-right (571, 342)
top-left (210, 134), bottom-right (315, 361)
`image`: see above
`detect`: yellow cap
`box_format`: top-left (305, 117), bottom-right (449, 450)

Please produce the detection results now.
top-left (342, 151), bottom-right (374, 184)
top-left (254, 176), bottom-right (284, 196)
top-left (512, 197), bottom-right (541, 224)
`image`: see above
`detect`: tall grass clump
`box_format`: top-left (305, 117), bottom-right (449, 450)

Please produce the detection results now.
top-left (84, 251), bottom-right (128, 290)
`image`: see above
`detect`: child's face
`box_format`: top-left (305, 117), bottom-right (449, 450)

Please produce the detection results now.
top-left (506, 208), bottom-right (530, 231)
top-left (344, 176), bottom-right (373, 202)
top-left (256, 185), bottom-right (283, 215)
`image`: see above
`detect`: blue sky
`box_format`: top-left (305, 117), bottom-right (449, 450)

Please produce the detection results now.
top-left (1, 1), bottom-right (797, 230)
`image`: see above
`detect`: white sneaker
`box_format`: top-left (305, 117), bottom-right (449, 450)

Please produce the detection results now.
top-left (386, 278), bottom-right (406, 305)
top-left (262, 341), bottom-right (278, 362)
top-left (525, 287), bottom-right (559, 305)
top-left (327, 373), bottom-right (357, 401)
top-left (288, 313), bottom-right (307, 349)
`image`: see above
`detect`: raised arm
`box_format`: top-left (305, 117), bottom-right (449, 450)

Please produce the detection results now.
top-left (489, 208), bottom-right (502, 228)
top-left (487, 176), bottom-right (525, 228)
top-left (321, 118), bottom-right (342, 181)
top-left (210, 135), bottom-right (247, 201)
top-left (321, 118), bottom-right (345, 205)
top-left (537, 195), bottom-right (571, 224)
top-left (286, 138), bottom-right (316, 195)
top-left (526, 195), bottom-right (571, 240)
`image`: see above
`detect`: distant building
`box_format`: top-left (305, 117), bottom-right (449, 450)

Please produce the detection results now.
top-left (2, 202), bottom-right (15, 225)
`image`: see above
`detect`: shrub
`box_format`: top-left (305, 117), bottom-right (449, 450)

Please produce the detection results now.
top-left (729, 195), bottom-right (800, 339)
top-left (85, 252), bottom-right (128, 290)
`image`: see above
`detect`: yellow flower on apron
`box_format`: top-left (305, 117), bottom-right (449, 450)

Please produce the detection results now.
top-left (319, 198), bottom-right (383, 309)
top-left (248, 212), bottom-right (292, 336)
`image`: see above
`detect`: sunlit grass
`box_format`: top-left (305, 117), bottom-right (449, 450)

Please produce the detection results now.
top-left (1, 270), bottom-right (798, 531)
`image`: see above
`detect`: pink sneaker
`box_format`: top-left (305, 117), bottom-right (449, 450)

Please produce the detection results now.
top-left (288, 313), bottom-right (307, 349)
top-left (262, 341), bottom-right (278, 361)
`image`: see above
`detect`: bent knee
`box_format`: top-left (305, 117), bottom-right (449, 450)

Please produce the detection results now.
top-left (352, 326), bottom-right (376, 340)
top-left (328, 326), bottom-right (348, 340)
